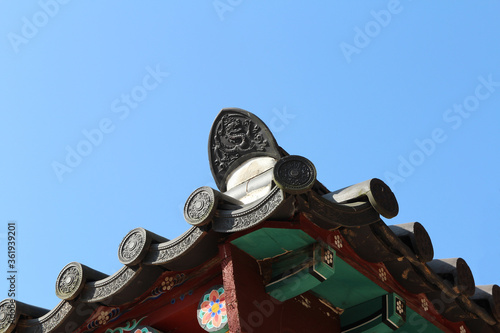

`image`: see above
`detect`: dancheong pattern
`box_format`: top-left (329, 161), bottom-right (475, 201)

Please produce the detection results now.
top-left (197, 286), bottom-right (228, 332)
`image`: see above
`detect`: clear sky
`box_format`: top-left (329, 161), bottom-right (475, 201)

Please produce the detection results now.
top-left (0, 1), bottom-right (499, 311)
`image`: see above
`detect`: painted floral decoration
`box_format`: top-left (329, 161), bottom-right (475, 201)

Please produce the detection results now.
top-left (378, 267), bottom-right (387, 282)
top-left (396, 298), bottom-right (405, 316)
top-left (197, 286), bottom-right (228, 332)
top-left (421, 298), bottom-right (429, 312)
top-left (334, 234), bottom-right (343, 248)
top-left (98, 311), bottom-right (110, 325)
top-left (162, 276), bottom-right (175, 291)
top-left (323, 249), bottom-right (334, 267)
top-left (134, 329), bottom-right (152, 333)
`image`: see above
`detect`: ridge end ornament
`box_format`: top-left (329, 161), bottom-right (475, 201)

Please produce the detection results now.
top-left (209, 108), bottom-right (281, 192)
top-left (0, 299), bottom-right (17, 333)
top-left (118, 228), bottom-right (149, 266)
top-left (184, 187), bottom-right (219, 226)
top-left (273, 155), bottom-right (317, 194)
top-left (56, 262), bottom-right (85, 300)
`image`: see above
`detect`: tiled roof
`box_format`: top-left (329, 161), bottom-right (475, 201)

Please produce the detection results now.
top-left (1, 108), bottom-right (498, 333)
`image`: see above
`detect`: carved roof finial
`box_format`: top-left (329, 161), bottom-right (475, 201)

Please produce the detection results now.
top-left (208, 108), bottom-right (281, 192)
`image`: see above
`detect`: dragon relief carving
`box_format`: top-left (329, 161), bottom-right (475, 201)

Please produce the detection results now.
top-left (212, 114), bottom-right (269, 173)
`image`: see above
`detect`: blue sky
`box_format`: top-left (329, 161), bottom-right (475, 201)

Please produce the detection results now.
top-left (0, 1), bottom-right (499, 311)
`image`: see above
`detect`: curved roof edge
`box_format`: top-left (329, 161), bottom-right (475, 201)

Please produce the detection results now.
top-left (1, 109), bottom-right (498, 333)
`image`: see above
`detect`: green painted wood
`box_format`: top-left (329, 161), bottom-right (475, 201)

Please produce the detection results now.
top-left (311, 258), bottom-right (443, 332)
top-left (312, 257), bottom-right (387, 309)
top-left (231, 228), bottom-right (315, 260)
top-left (231, 228), bottom-right (445, 332)
top-left (394, 309), bottom-right (443, 333)
top-left (340, 293), bottom-right (406, 332)
top-left (267, 268), bottom-right (322, 302)
top-left (265, 243), bottom-right (336, 301)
